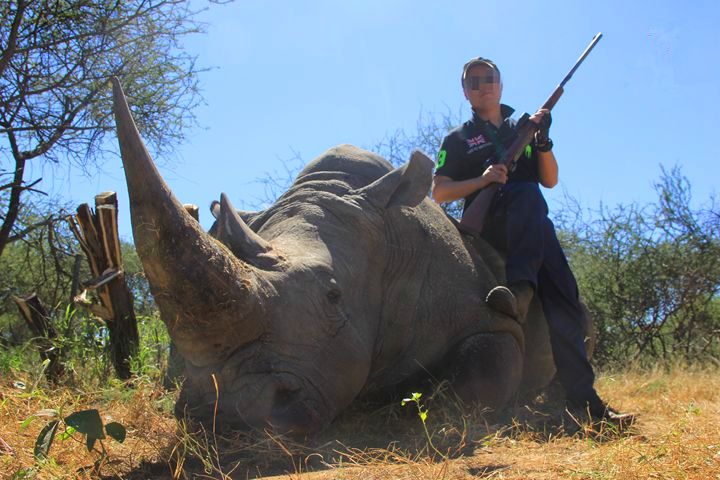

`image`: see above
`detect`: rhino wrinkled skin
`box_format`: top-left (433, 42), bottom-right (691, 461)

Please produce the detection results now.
top-left (112, 79), bottom-right (589, 434)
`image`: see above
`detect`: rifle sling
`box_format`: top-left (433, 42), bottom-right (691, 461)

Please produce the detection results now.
top-left (477, 121), bottom-right (507, 167)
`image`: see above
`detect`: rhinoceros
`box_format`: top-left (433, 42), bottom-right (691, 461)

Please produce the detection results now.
top-left (112, 79), bottom-right (590, 434)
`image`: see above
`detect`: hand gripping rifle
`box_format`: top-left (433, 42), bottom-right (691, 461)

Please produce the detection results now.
top-left (459, 33), bottom-right (603, 234)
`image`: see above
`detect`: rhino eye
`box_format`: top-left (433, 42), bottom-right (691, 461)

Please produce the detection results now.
top-left (326, 289), bottom-right (342, 304)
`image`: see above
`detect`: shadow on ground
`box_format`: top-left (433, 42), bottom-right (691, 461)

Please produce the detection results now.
top-left (115, 379), bottom-right (633, 479)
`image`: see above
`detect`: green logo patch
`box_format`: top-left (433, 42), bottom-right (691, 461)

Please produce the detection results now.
top-left (437, 150), bottom-right (447, 168)
top-left (524, 145), bottom-right (532, 159)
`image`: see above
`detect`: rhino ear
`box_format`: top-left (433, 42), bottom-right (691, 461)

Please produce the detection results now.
top-left (354, 150), bottom-right (434, 208)
top-left (210, 200), bottom-right (221, 219)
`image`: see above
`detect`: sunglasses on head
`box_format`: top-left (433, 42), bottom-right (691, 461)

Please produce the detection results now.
top-left (465, 75), bottom-right (499, 90)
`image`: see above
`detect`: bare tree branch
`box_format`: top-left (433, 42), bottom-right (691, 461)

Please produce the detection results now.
top-left (0, 0), bottom-right (221, 255)
top-left (0, 0), bottom-right (26, 77)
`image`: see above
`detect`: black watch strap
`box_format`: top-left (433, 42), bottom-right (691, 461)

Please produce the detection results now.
top-left (536, 138), bottom-right (553, 152)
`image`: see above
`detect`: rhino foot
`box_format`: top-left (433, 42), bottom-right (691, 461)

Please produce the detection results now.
top-left (445, 332), bottom-right (523, 409)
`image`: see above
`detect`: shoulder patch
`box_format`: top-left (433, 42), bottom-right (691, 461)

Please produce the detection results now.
top-left (437, 150), bottom-right (447, 168)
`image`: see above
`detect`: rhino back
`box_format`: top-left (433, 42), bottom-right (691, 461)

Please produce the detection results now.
top-left (294, 144), bottom-right (394, 189)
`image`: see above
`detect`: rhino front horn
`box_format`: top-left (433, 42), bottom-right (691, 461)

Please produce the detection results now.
top-left (112, 77), bottom-right (266, 366)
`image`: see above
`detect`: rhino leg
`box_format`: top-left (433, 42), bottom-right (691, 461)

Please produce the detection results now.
top-left (518, 297), bottom-right (596, 399)
top-left (445, 332), bottom-right (523, 409)
top-left (518, 297), bottom-right (556, 394)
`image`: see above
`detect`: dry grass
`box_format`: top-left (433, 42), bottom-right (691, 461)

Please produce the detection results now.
top-left (1, 367), bottom-right (719, 479)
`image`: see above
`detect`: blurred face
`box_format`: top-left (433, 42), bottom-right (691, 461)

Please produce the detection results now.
top-left (463, 64), bottom-right (502, 111)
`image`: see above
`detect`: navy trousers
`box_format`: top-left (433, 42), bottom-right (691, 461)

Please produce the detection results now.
top-left (482, 182), bottom-right (600, 405)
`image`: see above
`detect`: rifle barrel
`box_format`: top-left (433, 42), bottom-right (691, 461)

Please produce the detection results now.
top-left (559, 32), bottom-right (603, 89)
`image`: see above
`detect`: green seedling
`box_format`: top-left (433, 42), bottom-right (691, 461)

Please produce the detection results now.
top-left (401, 392), bottom-right (446, 459)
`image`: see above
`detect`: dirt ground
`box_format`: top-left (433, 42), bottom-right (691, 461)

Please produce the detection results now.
top-left (1, 368), bottom-right (719, 479)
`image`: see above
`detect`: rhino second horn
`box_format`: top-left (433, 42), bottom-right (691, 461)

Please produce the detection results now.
top-left (112, 78), bottom-right (265, 366)
top-left (218, 193), bottom-right (279, 268)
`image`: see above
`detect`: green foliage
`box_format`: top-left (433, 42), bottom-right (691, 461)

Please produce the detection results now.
top-left (33, 419), bottom-right (60, 460)
top-left (0, 0), bottom-right (224, 257)
top-left (122, 243), bottom-right (155, 318)
top-left (129, 313), bottom-right (171, 380)
top-left (0, 0), bottom-right (209, 165)
top-left (0, 341), bottom-right (30, 372)
top-left (1, 308), bottom-right (173, 392)
top-left (105, 422), bottom-right (127, 443)
top-left (0, 200), bottom-right (81, 340)
top-left (64, 410), bottom-right (106, 441)
top-left (557, 166), bottom-right (720, 367)
top-left (10, 467), bottom-right (37, 480)
top-left (0, 199), bottom-right (155, 354)
top-left (28, 408), bottom-right (126, 465)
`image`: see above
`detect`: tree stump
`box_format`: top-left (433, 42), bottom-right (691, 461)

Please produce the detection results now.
top-left (68, 192), bottom-right (139, 380)
top-left (13, 293), bottom-right (65, 383)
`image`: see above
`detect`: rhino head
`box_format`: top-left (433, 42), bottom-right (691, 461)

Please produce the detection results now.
top-left (112, 79), bottom-right (441, 434)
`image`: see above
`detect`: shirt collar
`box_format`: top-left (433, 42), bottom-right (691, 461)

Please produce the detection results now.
top-left (471, 104), bottom-right (515, 124)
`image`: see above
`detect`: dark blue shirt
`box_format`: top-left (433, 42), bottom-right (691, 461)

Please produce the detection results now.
top-left (435, 104), bottom-right (540, 212)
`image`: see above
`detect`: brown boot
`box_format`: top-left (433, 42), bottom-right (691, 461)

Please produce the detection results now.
top-left (486, 281), bottom-right (534, 323)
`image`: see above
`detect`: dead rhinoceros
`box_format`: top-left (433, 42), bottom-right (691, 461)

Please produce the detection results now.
top-left (112, 79), bottom-right (586, 434)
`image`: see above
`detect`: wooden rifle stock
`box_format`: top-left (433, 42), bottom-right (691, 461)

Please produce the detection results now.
top-left (459, 33), bottom-right (602, 235)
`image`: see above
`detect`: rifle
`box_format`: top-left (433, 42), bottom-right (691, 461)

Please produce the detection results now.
top-left (459, 32), bottom-right (603, 234)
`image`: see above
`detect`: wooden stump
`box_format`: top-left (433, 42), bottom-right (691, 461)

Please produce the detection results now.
top-left (68, 192), bottom-right (139, 380)
top-left (13, 293), bottom-right (65, 383)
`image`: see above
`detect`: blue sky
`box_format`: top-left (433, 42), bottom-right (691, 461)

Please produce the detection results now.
top-left (40, 0), bottom-right (719, 241)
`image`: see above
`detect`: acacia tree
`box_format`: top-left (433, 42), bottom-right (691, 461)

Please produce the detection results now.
top-left (558, 167), bottom-right (720, 366)
top-left (0, 0), bottom-right (215, 256)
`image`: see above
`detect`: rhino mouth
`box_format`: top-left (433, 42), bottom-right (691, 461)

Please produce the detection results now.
top-left (244, 368), bottom-right (330, 435)
top-left (178, 366), bottom-right (328, 436)
top-left (174, 334), bottom-right (329, 435)
top-left (267, 382), bottom-right (324, 435)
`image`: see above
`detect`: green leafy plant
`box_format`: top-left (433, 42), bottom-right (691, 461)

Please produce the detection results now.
top-left (401, 392), bottom-right (446, 459)
top-left (25, 408), bottom-right (126, 467)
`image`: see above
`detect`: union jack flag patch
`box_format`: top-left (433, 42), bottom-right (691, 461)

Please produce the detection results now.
top-left (466, 135), bottom-right (487, 147)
